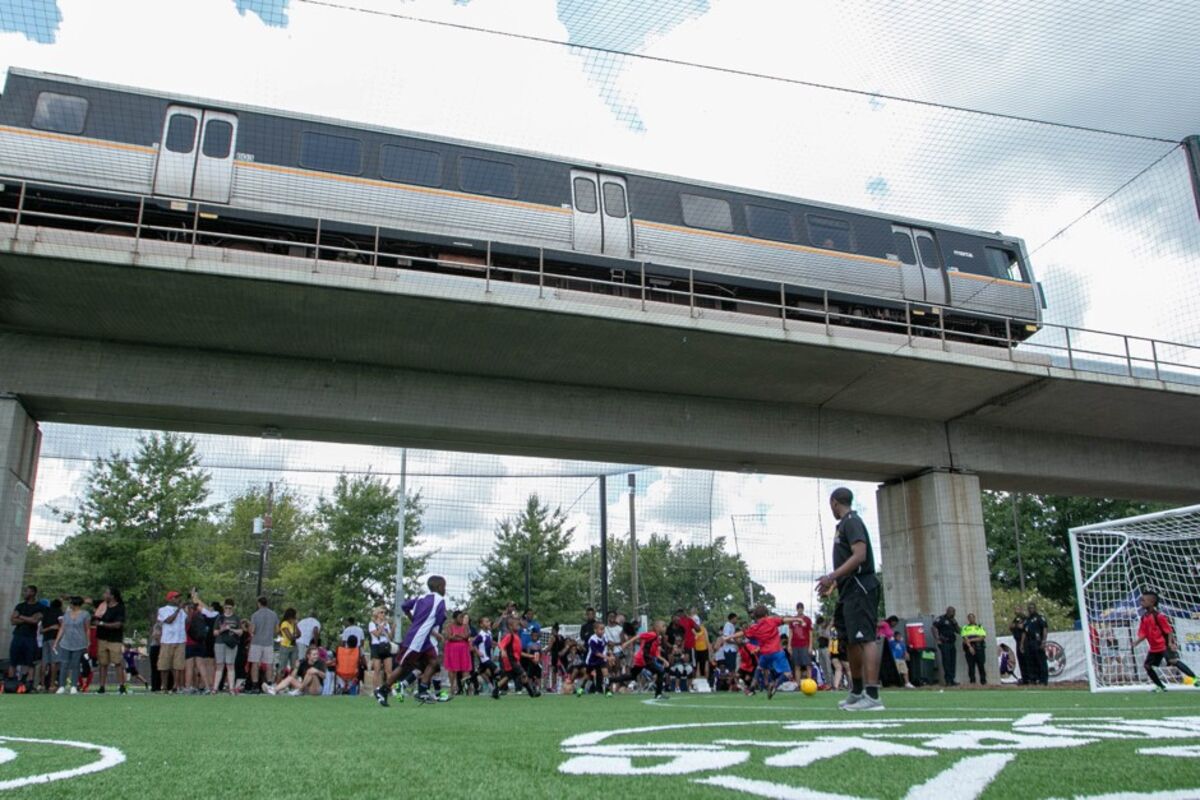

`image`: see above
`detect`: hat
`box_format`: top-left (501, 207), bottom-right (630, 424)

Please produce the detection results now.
top-left (165, 591), bottom-right (181, 601)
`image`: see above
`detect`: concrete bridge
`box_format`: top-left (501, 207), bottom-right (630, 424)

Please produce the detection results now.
top-left (2, 221), bottom-right (1198, 666)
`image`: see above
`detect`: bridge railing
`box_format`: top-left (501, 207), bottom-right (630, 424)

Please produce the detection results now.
top-left (2, 176), bottom-right (1198, 387)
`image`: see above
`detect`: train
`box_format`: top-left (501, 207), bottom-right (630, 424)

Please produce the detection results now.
top-left (0, 68), bottom-right (1045, 342)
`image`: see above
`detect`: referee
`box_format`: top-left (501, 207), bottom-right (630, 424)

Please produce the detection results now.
top-left (817, 487), bottom-right (883, 712)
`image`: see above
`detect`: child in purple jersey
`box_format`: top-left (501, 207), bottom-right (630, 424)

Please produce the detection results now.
top-left (577, 622), bottom-right (610, 696)
top-left (374, 576), bottom-right (448, 707)
top-left (121, 643), bottom-right (148, 689)
top-left (469, 617), bottom-right (497, 695)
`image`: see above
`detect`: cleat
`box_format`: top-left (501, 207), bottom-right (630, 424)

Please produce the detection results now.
top-left (838, 693), bottom-right (862, 709)
top-left (767, 682), bottom-right (777, 700)
top-left (415, 692), bottom-right (436, 704)
top-left (605, 691), bottom-right (614, 697)
top-left (374, 686), bottom-right (389, 707)
top-left (98, 686), bottom-right (105, 694)
top-left (437, 690), bottom-right (452, 703)
top-left (119, 685), bottom-right (127, 695)
top-left (844, 695), bottom-right (885, 712)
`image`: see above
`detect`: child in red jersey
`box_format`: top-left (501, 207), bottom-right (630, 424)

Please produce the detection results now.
top-left (610, 620), bottom-right (670, 699)
top-left (492, 624), bottom-right (540, 699)
top-left (737, 640), bottom-right (760, 694)
top-left (1133, 591), bottom-right (1197, 692)
top-left (721, 605), bottom-right (806, 699)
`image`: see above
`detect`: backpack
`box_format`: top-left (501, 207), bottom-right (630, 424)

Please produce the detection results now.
top-left (188, 613), bottom-right (212, 642)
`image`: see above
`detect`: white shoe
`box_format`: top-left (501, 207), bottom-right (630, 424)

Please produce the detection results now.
top-left (264, 684), bottom-right (277, 696)
top-left (837, 692), bottom-right (862, 709)
top-left (69, 686), bottom-right (78, 695)
top-left (288, 689), bottom-right (302, 696)
top-left (56, 686), bottom-right (67, 695)
top-left (844, 695), bottom-right (885, 712)
top-left (905, 682), bottom-right (915, 689)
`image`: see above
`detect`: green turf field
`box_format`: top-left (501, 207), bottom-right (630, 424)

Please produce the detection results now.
top-left (1, 687), bottom-right (1198, 798)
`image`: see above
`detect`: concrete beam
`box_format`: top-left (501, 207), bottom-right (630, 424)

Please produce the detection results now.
top-left (1, 332), bottom-right (1198, 502)
top-left (0, 396), bottom-right (39, 660)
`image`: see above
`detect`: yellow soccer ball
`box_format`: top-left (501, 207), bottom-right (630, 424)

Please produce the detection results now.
top-left (800, 678), bottom-right (818, 696)
top-left (1184, 675), bottom-right (1196, 686)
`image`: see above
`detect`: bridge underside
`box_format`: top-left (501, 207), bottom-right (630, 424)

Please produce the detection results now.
top-left (0, 238), bottom-right (1197, 503)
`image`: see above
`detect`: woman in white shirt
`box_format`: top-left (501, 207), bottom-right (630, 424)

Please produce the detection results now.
top-left (367, 607), bottom-right (393, 690)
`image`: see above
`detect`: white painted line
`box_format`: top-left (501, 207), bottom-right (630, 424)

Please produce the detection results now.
top-left (903, 753), bottom-right (1015, 800)
top-left (696, 774), bottom-right (859, 800)
top-left (0, 736), bottom-right (125, 791)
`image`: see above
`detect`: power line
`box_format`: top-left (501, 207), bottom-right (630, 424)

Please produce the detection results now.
top-left (296, 0), bottom-right (1179, 145)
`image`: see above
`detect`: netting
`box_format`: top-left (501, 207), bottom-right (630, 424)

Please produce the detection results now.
top-left (1070, 505), bottom-right (1200, 691)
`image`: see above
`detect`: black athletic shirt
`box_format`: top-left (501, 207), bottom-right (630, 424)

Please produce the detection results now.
top-left (1023, 614), bottom-right (1048, 647)
top-left (97, 603), bottom-right (125, 643)
top-left (832, 511), bottom-right (878, 592)
top-left (12, 602), bottom-right (42, 638)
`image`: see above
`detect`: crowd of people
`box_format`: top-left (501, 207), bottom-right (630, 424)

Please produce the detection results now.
top-left (9, 490), bottom-right (1195, 702)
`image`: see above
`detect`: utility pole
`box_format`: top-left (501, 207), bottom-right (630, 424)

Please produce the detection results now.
top-left (255, 482), bottom-right (274, 597)
top-left (394, 448), bottom-right (407, 636)
top-left (524, 552), bottom-right (532, 611)
top-left (599, 474), bottom-right (608, 621)
top-left (1010, 492), bottom-right (1026, 593)
top-left (628, 473), bottom-right (639, 621)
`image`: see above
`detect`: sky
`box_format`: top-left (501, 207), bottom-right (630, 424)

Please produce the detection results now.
top-left (2, 0), bottom-right (1199, 610)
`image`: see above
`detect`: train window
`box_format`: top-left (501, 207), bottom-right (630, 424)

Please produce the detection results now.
top-left (165, 114), bottom-right (198, 154)
top-left (681, 193), bottom-right (732, 232)
top-left (892, 231), bottom-right (916, 265)
top-left (460, 157), bottom-right (517, 198)
top-left (574, 177), bottom-right (598, 213)
top-left (299, 131), bottom-right (363, 175)
top-left (201, 120), bottom-right (233, 159)
top-left (806, 215), bottom-right (854, 252)
top-left (31, 92), bottom-right (88, 134)
top-left (986, 247), bottom-right (1025, 282)
top-left (916, 235), bottom-right (942, 269)
top-left (380, 145), bottom-right (442, 187)
top-left (603, 182), bottom-right (627, 218)
top-left (746, 205), bottom-right (795, 242)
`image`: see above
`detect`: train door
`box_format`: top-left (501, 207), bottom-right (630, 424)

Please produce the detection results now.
top-left (570, 170), bottom-right (632, 258)
top-left (892, 225), bottom-right (948, 306)
top-left (153, 105), bottom-right (238, 203)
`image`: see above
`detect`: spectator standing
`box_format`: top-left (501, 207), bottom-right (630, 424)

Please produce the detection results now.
top-left (367, 607), bottom-right (393, 690)
top-left (961, 613), bottom-right (988, 685)
top-left (890, 631), bottom-right (914, 688)
top-left (933, 607), bottom-right (961, 687)
top-left (675, 608), bottom-right (697, 656)
top-left (815, 616), bottom-right (832, 689)
top-left (720, 613), bottom-right (739, 689)
top-left (39, 598), bottom-right (62, 692)
top-left (340, 617), bottom-right (365, 646)
top-left (52, 596), bottom-right (90, 694)
top-left (156, 591), bottom-right (187, 692)
top-left (248, 595), bottom-right (280, 693)
top-left (789, 602), bottom-right (813, 683)
top-left (443, 610), bottom-right (472, 696)
top-left (1133, 590), bottom-right (1198, 691)
top-left (580, 607), bottom-right (597, 641)
top-left (1009, 607), bottom-right (1028, 684)
top-left (1023, 602), bottom-right (1049, 685)
top-left (212, 599), bottom-right (242, 694)
top-left (604, 613), bottom-right (625, 672)
top-left (692, 615), bottom-right (710, 687)
top-left (93, 587), bottom-right (127, 694)
top-left (8, 585), bottom-right (42, 686)
top-left (278, 608), bottom-right (300, 675)
top-left (297, 611), bottom-right (321, 650)
top-left (149, 621), bottom-right (163, 692)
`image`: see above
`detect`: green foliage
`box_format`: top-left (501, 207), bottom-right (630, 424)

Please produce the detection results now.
top-left (603, 534), bottom-right (775, 625)
top-left (990, 584), bottom-right (1076, 636)
top-left (275, 473), bottom-right (428, 624)
top-left (467, 495), bottom-right (589, 624)
top-left (41, 432), bottom-right (215, 628)
top-left (982, 492), bottom-right (1167, 615)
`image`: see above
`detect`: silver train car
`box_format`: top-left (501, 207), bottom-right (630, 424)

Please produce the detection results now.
top-left (0, 68), bottom-right (1044, 341)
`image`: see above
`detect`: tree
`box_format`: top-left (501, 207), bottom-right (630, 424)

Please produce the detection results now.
top-left (604, 534), bottom-right (774, 624)
top-left (983, 492), bottom-right (1167, 617)
top-left (274, 472), bottom-right (427, 625)
top-left (47, 432), bottom-right (215, 626)
top-left (467, 495), bottom-right (589, 624)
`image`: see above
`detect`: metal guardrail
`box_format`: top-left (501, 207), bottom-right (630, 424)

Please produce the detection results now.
top-left (2, 176), bottom-right (1198, 386)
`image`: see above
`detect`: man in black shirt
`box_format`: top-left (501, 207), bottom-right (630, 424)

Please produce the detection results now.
top-left (9, 585), bottom-right (43, 683)
top-left (580, 607), bottom-right (597, 641)
top-left (94, 586), bottom-right (127, 694)
top-left (933, 607), bottom-right (961, 686)
top-left (1022, 603), bottom-right (1049, 685)
top-left (817, 487), bottom-right (883, 712)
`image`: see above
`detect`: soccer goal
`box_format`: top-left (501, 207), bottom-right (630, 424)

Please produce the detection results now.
top-left (1070, 504), bottom-right (1200, 692)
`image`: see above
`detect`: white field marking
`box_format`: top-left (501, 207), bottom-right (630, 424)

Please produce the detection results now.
top-left (878, 729), bottom-right (1096, 750)
top-left (562, 720), bottom-right (785, 748)
top-left (903, 753), bottom-right (1015, 800)
top-left (0, 736), bottom-right (125, 791)
top-left (558, 744), bottom-right (750, 776)
top-left (1046, 793), bottom-right (1200, 800)
top-left (762, 737), bottom-right (934, 768)
top-left (0, 750), bottom-right (14, 768)
top-left (696, 775), bottom-right (861, 800)
top-left (1137, 745), bottom-right (1200, 758)
top-left (635, 698), bottom-right (1166, 714)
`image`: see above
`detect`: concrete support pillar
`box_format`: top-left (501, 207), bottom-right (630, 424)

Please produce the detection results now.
top-left (0, 397), bottom-right (40, 660)
top-left (877, 470), bottom-right (994, 685)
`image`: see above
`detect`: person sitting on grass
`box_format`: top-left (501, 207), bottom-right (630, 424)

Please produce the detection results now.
top-left (335, 635), bottom-right (367, 695)
top-left (266, 647), bottom-right (325, 696)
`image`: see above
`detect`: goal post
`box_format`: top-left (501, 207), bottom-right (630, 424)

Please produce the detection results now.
top-left (1070, 504), bottom-right (1200, 692)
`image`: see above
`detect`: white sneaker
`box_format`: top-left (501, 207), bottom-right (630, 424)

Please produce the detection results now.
top-left (264, 684), bottom-right (277, 696)
top-left (844, 695), bottom-right (885, 712)
top-left (56, 686), bottom-right (66, 695)
top-left (288, 689), bottom-right (302, 696)
top-left (837, 692), bottom-right (862, 709)
top-left (69, 686), bottom-right (78, 695)
top-left (905, 682), bottom-right (915, 689)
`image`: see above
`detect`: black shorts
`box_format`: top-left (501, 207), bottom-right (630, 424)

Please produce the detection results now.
top-left (370, 643), bottom-right (392, 661)
top-left (185, 644), bottom-right (205, 660)
top-left (9, 636), bottom-right (36, 668)
top-left (835, 582), bottom-right (880, 646)
top-left (504, 663), bottom-right (526, 682)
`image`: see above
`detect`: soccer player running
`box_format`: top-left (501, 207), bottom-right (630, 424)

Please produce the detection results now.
top-left (579, 621), bottom-right (610, 696)
top-left (492, 618), bottom-right (541, 699)
top-left (1133, 590), bottom-right (1198, 692)
top-left (720, 606), bottom-right (806, 699)
top-left (471, 617), bottom-right (498, 696)
top-left (374, 576), bottom-right (449, 706)
top-left (816, 486), bottom-right (885, 711)
top-left (611, 620), bottom-right (670, 700)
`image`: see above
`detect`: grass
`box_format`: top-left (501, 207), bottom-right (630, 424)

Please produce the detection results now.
top-left (1, 685), bottom-right (1198, 799)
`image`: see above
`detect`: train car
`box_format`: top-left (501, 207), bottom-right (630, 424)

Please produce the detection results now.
top-left (0, 68), bottom-right (1044, 342)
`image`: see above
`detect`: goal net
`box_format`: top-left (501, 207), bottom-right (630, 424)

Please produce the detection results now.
top-left (1070, 505), bottom-right (1200, 692)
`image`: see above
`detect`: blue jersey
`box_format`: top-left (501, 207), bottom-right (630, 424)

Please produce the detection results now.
top-left (586, 634), bottom-right (607, 666)
top-left (889, 639), bottom-right (907, 662)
